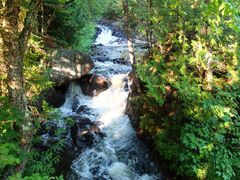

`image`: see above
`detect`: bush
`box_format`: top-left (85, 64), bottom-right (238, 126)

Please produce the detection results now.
top-left (137, 0), bottom-right (240, 179)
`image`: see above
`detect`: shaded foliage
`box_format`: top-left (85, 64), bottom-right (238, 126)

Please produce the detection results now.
top-left (133, 0), bottom-right (240, 179)
top-left (46, 0), bottom-right (113, 51)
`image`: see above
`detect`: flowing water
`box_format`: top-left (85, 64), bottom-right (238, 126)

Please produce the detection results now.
top-left (59, 25), bottom-right (162, 180)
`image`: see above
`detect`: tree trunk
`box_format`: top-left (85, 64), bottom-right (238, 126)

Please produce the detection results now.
top-left (205, 53), bottom-right (213, 91)
top-left (123, 0), bottom-right (136, 68)
top-left (147, 0), bottom-right (153, 52)
top-left (41, 0), bottom-right (44, 36)
top-left (0, 0), bottom-right (41, 173)
top-left (1, 0), bottom-right (25, 112)
top-left (123, 0), bottom-right (140, 91)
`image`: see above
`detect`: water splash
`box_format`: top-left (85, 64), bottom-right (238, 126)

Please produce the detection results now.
top-left (60, 82), bottom-right (82, 116)
top-left (94, 25), bottom-right (119, 46)
top-left (60, 25), bottom-right (161, 180)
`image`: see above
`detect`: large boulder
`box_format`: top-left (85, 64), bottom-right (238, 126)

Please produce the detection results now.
top-left (77, 74), bottom-right (111, 96)
top-left (50, 49), bottom-right (94, 84)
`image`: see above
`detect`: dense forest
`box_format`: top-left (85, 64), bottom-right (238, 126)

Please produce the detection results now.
top-left (0, 0), bottom-right (239, 179)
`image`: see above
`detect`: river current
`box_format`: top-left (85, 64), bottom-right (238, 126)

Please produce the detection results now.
top-left (58, 25), bottom-right (162, 180)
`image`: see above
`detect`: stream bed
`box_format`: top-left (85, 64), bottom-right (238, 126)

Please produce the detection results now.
top-left (57, 25), bottom-right (162, 180)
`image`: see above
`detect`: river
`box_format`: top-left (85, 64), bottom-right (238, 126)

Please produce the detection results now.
top-left (58, 25), bottom-right (162, 180)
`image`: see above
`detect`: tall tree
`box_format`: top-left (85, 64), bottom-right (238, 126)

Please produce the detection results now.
top-left (146, 0), bottom-right (153, 51)
top-left (1, 0), bottom-right (25, 112)
top-left (0, 0), bottom-right (41, 173)
top-left (123, 0), bottom-right (135, 66)
top-left (123, 0), bottom-right (140, 91)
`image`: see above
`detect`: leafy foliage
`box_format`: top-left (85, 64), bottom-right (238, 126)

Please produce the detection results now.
top-left (0, 98), bottom-right (23, 178)
top-left (9, 173), bottom-right (64, 180)
top-left (24, 34), bottom-right (53, 100)
top-left (0, 30), bottom-right (61, 178)
top-left (135, 0), bottom-right (240, 179)
top-left (46, 0), bottom-right (113, 51)
top-left (0, 143), bottom-right (21, 170)
top-left (24, 140), bottom-right (64, 176)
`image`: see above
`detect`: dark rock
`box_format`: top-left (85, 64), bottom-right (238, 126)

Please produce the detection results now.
top-left (91, 44), bottom-right (98, 48)
top-left (70, 118), bottom-right (104, 148)
top-left (45, 88), bottom-right (65, 108)
top-left (94, 26), bottom-right (102, 39)
top-left (124, 81), bottom-right (129, 91)
top-left (125, 73), bottom-right (143, 129)
top-left (91, 43), bottom-right (104, 48)
top-left (112, 58), bottom-right (128, 65)
top-left (77, 74), bottom-right (111, 96)
top-left (75, 105), bottom-right (91, 114)
top-left (50, 49), bottom-right (94, 84)
top-left (34, 135), bottom-right (60, 151)
top-left (126, 94), bottom-right (141, 129)
top-left (38, 86), bottom-right (67, 108)
top-left (75, 117), bottom-right (94, 126)
top-left (94, 56), bottom-right (109, 62)
top-left (55, 144), bottom-right (77, 178)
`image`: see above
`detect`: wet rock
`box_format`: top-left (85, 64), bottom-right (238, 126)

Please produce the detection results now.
top-left (94, 56), bottom-right (109, 62)
top-left (38, 84), bottom-right (68, 108)
top-left (34, 139), bottom-right (57, 151)
top-left (112, 58), bottom-right (128, 65)
top-left (125, 73), bottom-right (144, 129)
top-left (55, 144), bottom-right (77, 178)
top-left (45, 88), bottom-right (65, 108)
top-left (91, 44), bottom-right (98, 48)
top-left (34, 119), bottom-right (70, 152)
top-left (91, 43), bottom-right (103, 48)
top-left (75, 117), bottom-right (93, 126)
top-left (50, 49), bottom-right (94, 84)
top-left (77, 74), bottom-right (111, 96)
top-left (75, 105), bottom-right (91, 114)
top-left (124, 81), bottom-right (129, 91)
top-left (126, 94), bottom-right (141, 130)
top-left (70, 118), bottom-right (104, 148)
top-left (94, 26), bottom-right (102, 39)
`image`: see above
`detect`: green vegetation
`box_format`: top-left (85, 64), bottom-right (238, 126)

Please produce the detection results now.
top-left (0, 0), bottom-right (113, 178)
top-left (46, 0), bottom-right (116, 51)
top-left (1, 0), bottom-right (240, 179)
top-left (131, 0), bottom-right (240, 179)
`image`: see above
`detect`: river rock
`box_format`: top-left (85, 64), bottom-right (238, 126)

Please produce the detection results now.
top-left (37, 84), bottom-right (68, 109)
top-left (125, 73), bottom-right (144, 129)
top-left (44, 88), bottom-right (65, 108)
top-left (77, 74), bottom-right (111, 96)
top-left (94, 56), bottom-right (109, 62)
top-left (71, 118), bottom-right (104, 148)
top-left (94, 26), bottom-right (102, 40)
top-left (112, 58), bottom-right (129, 65)
top-left (75, 105), bottom-right (91, 114)
top-left (50, 49), bottom-right (94, 84)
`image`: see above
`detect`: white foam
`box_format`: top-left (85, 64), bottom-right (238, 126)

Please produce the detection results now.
top-left (108, 162), bottom-right (131, 180)
top-left (95, 25), bottom-right (119, 46)
top-left (65, 25), bottom-right (160, 179)
top-left (60, 82), bottom-right (82, 116)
